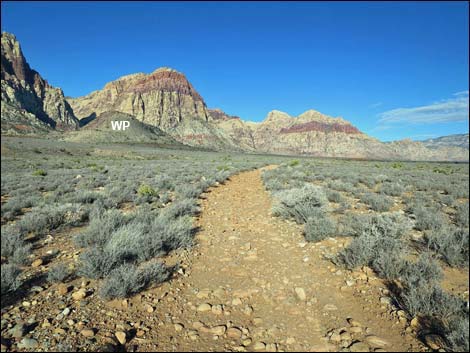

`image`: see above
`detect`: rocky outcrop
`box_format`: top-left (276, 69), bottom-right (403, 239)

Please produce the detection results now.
top-left (68, 68), bottom-right (245, 150)
top-left (1, 32), bottom-right (79, 130)
top-left (247, 110), bottom-right (468, 161)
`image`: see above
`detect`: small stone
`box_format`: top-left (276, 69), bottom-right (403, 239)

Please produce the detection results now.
top-left (72, 289), bottom-right (87, 301)
top-left (227, 327), bottom-right (242, 339)
top-left (54, 328), bottom-right (66, 335)
top-left (424, 334), bottom-right (445, 350)
top-left (410, 317), bottom-right (420, 329)
top-left (31, 259), bottom-right (43, 268)
top-left (350, 326), bottom-right (363, 333)
top-left (323, 304), bottom-right (338, 311)
top-left (266, 343), bottom-right (277, 351)
top-left (211, 304), bottom-right (223, 315)
top-left (294, 287), bottom-right (307, 301)
top-left (22, 301), bottom-right (31, 308)
top-left (286, 337), bottom-right (296, 345)
top-left (57, 284), bottom-right (70, 295)
top-left (146, 305), bottom-right (154, 313)
top-left (232, 298), bottom-right (243, 306)
top-left (365, 335), bottom-right (388, 348)
top-left (210, 325), bottom-right (226, 335)
top-left (81, 329), bottom-right (95, 338)
top-left (253, 317), bottom-right (263, 326)
top-left (348, 319), bottom-right (362, 327)
top-left (242, 305), bottom-right (254, 315)
top-left (174, 323), bottom-right (184, 332)
top-left (253, 341), bottom-right (266, 351)
top-left (9, 323), bottom-right (26, 338)
top-left (380, 296), bottom-right (392, 305)
top-left (330, 332), bottom-right (341, 342)
top-left (196, 290), bottom-right (211, 299)
top-left (192, 321), bottom-right (205, 330)
top-left (340, 332), bottom-right (352, 341)
top-left (349, 341), bottom-right (370, 352)
top-left (115, 331), bottom-right (126, 345)
top-left (197, 303), bottom-right (212, 312)
top-left (17, 338), bottom-right (38, 349)
top-left (136, 330), bottom-right (145, 337)
top-left (242, 338), bottom-right (253, 346)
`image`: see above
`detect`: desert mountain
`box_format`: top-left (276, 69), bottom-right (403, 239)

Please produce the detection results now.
top-left (420, 133), bottom-right (469, 150)
top-left (1, 31), bottom-right (467, 161)
top-left (63, 111), bottom-right (182, 146)
top-left (68, 68), bottom-right (242, 150)
top-left (1, 32), bottom-right (79, 132)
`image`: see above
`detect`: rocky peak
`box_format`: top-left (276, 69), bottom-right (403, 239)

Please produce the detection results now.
top-left (1, 32), bottom-right (79, 130)
top-left (262, 110), bottom-right (293, 124)
top-left (208, 108), bottom-right (242, 121)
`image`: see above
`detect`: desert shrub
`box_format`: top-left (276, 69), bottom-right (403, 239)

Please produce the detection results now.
top-left (78, 212), bottom-right (192, 279)
top-left (447, 316), bottom-right (469, 352)
top-left (327, 190), bottom-right (343, 203)
top-left (178, 184), bottom-right (203, 199)
top-left (18, 203), bottom-right (88, 236)
top-left (137, 184), bottom-right (158, 197)
top-left (78, 246), bottom-right (120, 279)
top-left (412, 205), bottom-right (447, 231)
top-left (360, 193), bottom-right (393, 212)
top-left (328, 180), bottom-right (355, 193)
top-left (400, 283), bottom-right (465, 320)
top-left (380, 182), bottom-right (404, 196)
top-left (32, 169), bottom-right (47, 177)
top-left (455, 202), bottom-right (469, 228)
top-left (66, 191), bottom-right (103, 204)
top-left (155, 176), bottom-right (175, 191)
top-left (74, 210), bottom-right (131, 247)
top-left (335, 213), bottom-right (410, 270)
top-left (1, 264), bottom-right (22, 296)
top-left (304, 210), bottom-right (337, 242)
top-left (47, 264), bottom-right (71, 283)
top-left (99, 262), bottom-right (171, 299)
top-left (1, 226), bottom-right (32, 265)
top-left (162, 199), bottom-right (199, 219)
top-left (272, 184), bottom-right (328, 224)
top-left (159, 192), bottom-right (171, 204)
top-left (400, 252), bottom-right (443, 287)
top-left (424, 226), bottom-right (469, 267)
top-left (11, 245), bottom-right (32, 265)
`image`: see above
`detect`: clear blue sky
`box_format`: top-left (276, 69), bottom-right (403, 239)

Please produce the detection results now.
top-left (1, 1), bottom-right (468, 141)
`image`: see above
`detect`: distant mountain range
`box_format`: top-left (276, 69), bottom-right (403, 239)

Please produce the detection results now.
top-left (1, 31), bottom-right (468, 162)
top-left (420, 134), bottom-right (469, 150)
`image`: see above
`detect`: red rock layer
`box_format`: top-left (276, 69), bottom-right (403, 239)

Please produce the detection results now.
top-left (280, 121), bottom-right (361, 134)
top-left (130, 70), bottom-right (204, 101)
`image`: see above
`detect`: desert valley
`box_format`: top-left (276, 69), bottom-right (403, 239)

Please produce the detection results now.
top-left (1, 6), bottom-right (469, 352)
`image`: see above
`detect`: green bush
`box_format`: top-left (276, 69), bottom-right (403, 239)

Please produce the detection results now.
top-left (137, 184), bottom-right (158, 197)
top-left (32, 169), bottom-right (47, 176)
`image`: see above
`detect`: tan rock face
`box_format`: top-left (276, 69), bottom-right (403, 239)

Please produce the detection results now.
top-left (68, 68), bottom-right (209, 130)
top-left (67, 67), bottom-right (244, 150)
top-left (1, 32), bottom-right (79, 130)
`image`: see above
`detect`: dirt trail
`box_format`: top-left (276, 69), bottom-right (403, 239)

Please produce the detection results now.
top-left (2, 167), bottom-right (425, 352)
top-left (151, 167), bottom-right (423, 352)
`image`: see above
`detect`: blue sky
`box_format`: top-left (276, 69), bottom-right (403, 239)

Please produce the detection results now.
top-left (1, 1), bottom-right (468, 141)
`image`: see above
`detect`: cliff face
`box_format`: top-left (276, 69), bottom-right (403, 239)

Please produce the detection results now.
top-left (68, 68), bottom-right (209, 129)
top-left (68, 68), bottom-right (245, 150)
top-left (1, 32), bottom-right (79, 131)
